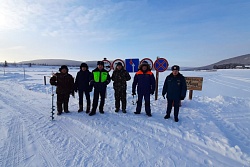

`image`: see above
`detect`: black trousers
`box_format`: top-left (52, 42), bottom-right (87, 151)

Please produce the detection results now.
top-left (114, 88), bottom-right (127, 110)
top-left (166, 98), bottom-right (180, 118)
top-left (91, 88), bottom-right (106, 112)
top-left (78, 90), bottom-right (90, 107)
top-left (57, 93), bottom-right (70, 112)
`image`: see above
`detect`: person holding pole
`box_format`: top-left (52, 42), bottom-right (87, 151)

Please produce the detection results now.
top-left (89, 61), bottom-right (111, 116)
top-left (132, 61), bottom-right (155, 117)
top-left (111, 62), bottom-right (131, 113)
top-left (50, 65), bottom-right (74, 115)
top-left (162, 65), bottom-right (187, 122)
top-left (74, 63), bottom-right (92, 113)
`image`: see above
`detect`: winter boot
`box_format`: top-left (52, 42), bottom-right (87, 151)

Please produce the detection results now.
top-left (57, 102), bottom-right (63, 115)
top-left (64, 103), bottom-right (70, 113)
top-left (175, 117), bottom-right (179, 122)
top-left (146, 113), bottom-right (152, 117)
top-left (122, 110), bottom-right (126, 113)
top-left (99, 110), bottom-right (104, 114)
top-left (134, 111), bottom-right (140, 114)
top-left (89, 110), bottom-right (96, 116)
top-left (78, 105), bottom-right (83, 112)
top-left (86, 105), bottom-right (90, 114)
top-left (115, 108), bottom-right (119, 112)
top-left (164, 114), bottom-right (170, 119)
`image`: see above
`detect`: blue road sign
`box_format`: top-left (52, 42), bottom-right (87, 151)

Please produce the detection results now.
top-left (125, 59), bottom-right (139, 73)
top-left (154, 58), bottom-right (169, 72)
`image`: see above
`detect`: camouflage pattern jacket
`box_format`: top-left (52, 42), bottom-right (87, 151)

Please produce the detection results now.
top-left (111, 68), bottom-right (131, 90)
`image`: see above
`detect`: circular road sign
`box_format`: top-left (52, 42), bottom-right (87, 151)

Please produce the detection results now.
top-left (154, 58), bottom-right (169, 72)
top-left (111, 59), bottom-right (125, 70)
top-left (102, 59), bottom-right (112, 72)
top-left (140, 58), bottom-right (154, 70)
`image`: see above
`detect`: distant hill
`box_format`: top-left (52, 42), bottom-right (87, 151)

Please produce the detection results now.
top-left (19, 59), bottom-right (98, 67)
top-left (187, 54), bottom-right (250, 70)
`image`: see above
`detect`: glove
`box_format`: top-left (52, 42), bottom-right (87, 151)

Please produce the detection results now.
top-left (150, 90), bottom-right (154, 95)
top-left (180, 96), bottom-right (185, 100)
top-left (74, 88), bottom-right (78, 93)
top-left (162, 94), bottom-right (166, 99)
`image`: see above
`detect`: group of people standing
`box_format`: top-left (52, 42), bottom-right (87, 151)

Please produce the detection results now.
top-left (50, 60), bottom-right (187, 122)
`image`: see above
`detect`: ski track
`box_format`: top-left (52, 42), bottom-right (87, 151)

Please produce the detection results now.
top-left (0, 82), bottom-right (62, 167)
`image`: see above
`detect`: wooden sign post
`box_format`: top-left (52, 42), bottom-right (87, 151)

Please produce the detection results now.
top-left (185, 77), bottom-right (203, 100)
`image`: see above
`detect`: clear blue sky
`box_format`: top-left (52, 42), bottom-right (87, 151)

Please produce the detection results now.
top-left (1, 0), bottom-right (250, 67)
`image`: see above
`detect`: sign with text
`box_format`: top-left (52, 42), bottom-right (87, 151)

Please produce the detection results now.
top-left (185, 77), bottom-right (203, 91)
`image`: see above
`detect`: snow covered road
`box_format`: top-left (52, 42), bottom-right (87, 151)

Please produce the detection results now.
top-left (0, 68), bottom-right (250, 166)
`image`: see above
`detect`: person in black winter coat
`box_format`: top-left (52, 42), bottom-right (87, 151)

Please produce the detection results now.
top-left (50, 65), bottom-right (74, 115)
top-left (132, 61), bottom-right (155, 117)
top-left (162, 65), bottom-right (187, 122)
top-left (74, 63), bottom-right (92, 113)
top-left (89, 61), bottom-right (111, 116)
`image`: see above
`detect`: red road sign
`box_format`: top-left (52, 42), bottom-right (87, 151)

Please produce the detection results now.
top-left (102, 59), bottom-right (112, 72)
top-left (154, 58), bottom-right (169, 72)
top-left (140, 58), bottom-right (154, 70)
top-left (111, 59), bottom-right (125, 70)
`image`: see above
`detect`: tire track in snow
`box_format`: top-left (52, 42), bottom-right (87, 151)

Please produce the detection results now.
top-left (208, 78), bottom-right (250, 92)
top-left (211, 109), bottom-right (250, 151)
top-left (0, 81), bottom-right (62, 167)
top-left (0, 116), bottom-right (24, 167)
top-left (57, 117), bottom-right (114, 167)
top-left (210, 77), bottom-right (250, 92)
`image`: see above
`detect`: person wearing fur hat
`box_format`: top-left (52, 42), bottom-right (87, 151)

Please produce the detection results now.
top-left (111, 62), bottom-right (131, 113)
top-left (74, 63), bottom-right (92, 113)
top-left (132, 61), bottom-right (155, 117)
top-left (50, 65), bottom-right (74, 115)
top-left (162, 65), bottom-right (187, 122)
top-left (89, 61), bottom-right (111, 116)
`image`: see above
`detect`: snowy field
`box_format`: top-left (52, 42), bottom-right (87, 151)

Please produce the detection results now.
top-left (0, 66), bottom-right (250, 167)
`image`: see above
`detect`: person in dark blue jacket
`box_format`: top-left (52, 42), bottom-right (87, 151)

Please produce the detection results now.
top-left (132, 61), bottom-right (155, 117)
top-left (162, 65), bottom-right (187, 122)
top-left (75, 63), bottom-right (92, 113)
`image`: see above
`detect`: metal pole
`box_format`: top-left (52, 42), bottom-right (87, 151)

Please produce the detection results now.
top-left (155, 57), bottom-right (159, 100)
top-left (155, 71), bottom-right (159, 100)
top-left (51, 85), bottom-right (55, 120)
top-left (23, 68), bottom-right (25, 79)
top-left (44, 76), bottom-right (46, 85)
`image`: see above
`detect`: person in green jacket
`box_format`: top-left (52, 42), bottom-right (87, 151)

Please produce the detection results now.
top-left (89, 61), bottom-right (111, 116)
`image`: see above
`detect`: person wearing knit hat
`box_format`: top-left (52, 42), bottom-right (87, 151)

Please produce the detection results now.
top-left (89, 61), bottom-right (111, 116)
top-left (111, 62), bottom-right (131, 113)
top-left (74, 63), bottom-right (92, 113)
top-left (50, 65), bottom-right (74, 115)
top-left (162, 65), bottom-right (187, 122)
